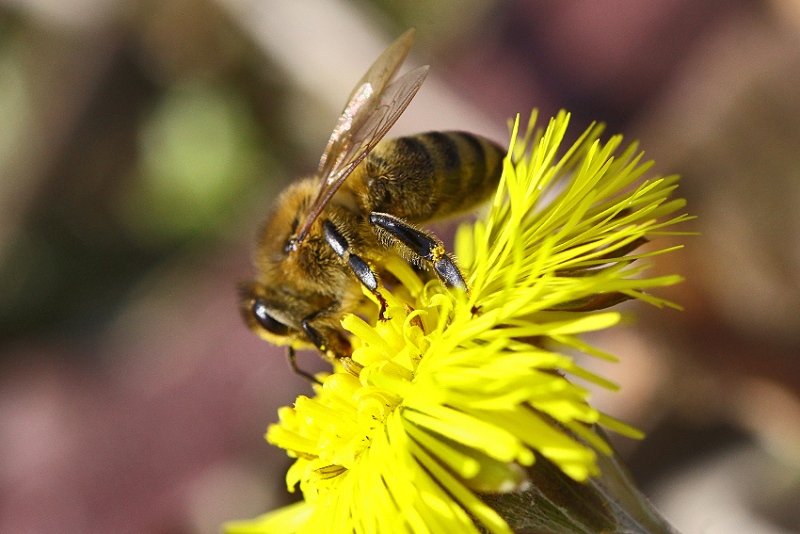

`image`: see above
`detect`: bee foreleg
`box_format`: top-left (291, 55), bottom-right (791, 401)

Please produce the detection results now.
top-left (322, 220), bottom-right (388, 317)
top-left (368, 212), bottom-right (467, 292)
top-left (301, 318), bottom-right (328, 351)
top-left (300, 311), bottom-right (353, 359)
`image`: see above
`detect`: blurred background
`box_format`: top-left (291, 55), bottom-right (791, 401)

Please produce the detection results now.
top-left (1, 0), bottom-right (799, 532)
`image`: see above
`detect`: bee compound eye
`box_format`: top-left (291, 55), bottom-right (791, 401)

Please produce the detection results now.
top-left (252, 299), bottom-right (290, 336)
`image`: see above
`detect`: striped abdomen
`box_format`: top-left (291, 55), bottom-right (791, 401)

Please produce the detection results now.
top-left (352, 131), bottom-right (505, 223)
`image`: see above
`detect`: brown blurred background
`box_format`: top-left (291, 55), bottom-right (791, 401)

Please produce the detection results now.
top-left (1, 0), bottom-right (799, 533)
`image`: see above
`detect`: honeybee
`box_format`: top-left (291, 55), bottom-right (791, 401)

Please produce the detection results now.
top-left (240, 29), bottom-right (504, 379)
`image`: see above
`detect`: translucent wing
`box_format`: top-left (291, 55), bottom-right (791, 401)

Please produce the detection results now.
top-left (290, 29), bottom-right (429, 247)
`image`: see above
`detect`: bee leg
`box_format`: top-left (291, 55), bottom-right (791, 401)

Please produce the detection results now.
top-left (368, 212), bottom-right (467, 291)
top-left (322, 220), bottom-right (388, 317)
top-left (301, 317), bottom-right (328, 352)
top-left (301, 311), bottom-right (352, 351)
top-left (287, 346), bottom-right (322, 385)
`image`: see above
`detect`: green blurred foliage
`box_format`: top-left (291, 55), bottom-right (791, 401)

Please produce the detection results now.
top-left (0, 2), bottom-right (293, 345)
top-left (121, 80), bottom-right (269, 243)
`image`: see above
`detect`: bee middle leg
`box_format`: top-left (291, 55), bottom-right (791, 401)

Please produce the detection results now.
top-left (368, 212), bottom-right (467, 291)
top-left (322, 219), bottom-right (388, 316)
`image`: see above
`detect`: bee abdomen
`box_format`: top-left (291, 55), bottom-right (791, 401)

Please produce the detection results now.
top-left (361, 131), bottom-right (505, 222)
top-left (421, 132), bottom-right (504, 217)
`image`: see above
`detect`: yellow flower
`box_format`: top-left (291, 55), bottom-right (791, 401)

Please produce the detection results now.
top-left (225, 111), bottom-right (691, 534)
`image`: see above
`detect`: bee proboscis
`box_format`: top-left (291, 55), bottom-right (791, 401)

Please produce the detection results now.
top-left (241, 29), bottom-right (505, 380)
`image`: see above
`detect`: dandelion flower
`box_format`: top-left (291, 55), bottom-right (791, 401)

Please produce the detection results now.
top-left (225, 111), bottom-right (691, 534)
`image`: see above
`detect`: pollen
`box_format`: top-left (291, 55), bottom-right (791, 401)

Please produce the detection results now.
top-left (430, 243), bottom-right (446, 261)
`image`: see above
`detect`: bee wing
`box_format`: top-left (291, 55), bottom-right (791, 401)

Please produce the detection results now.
top-left (345, 28), bottom-right (417, 115)
top-left (291, 30), bottom-right (428, 245)
top-left (316, 28), bottom-right (416, 183)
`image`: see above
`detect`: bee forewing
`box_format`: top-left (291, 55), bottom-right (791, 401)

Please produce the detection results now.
top-left (317, 28), bottom-right (417, 181)
top-left (322, 65), bottom-right (429, 192)
top-left (346, 28), bottom-right (416, 107)
top-left (291, 32), bottom-right (428, 245)
top-left (316, 81), bottom-right (374, 181)
top-left (346, 65), bottom-right (428, 153)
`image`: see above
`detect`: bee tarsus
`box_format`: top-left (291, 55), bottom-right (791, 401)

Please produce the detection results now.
top-left (322, 220), bottom-right (379, 293)
top-left (322, 219), bottom-right (389, 317)
top-left (369, 212), bottom-right (467, 291)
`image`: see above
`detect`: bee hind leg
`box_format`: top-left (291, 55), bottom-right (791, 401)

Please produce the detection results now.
top-left (368, 212), bottom-right (467, 292)
top-left (322, 220), bottom-right (389, 317)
